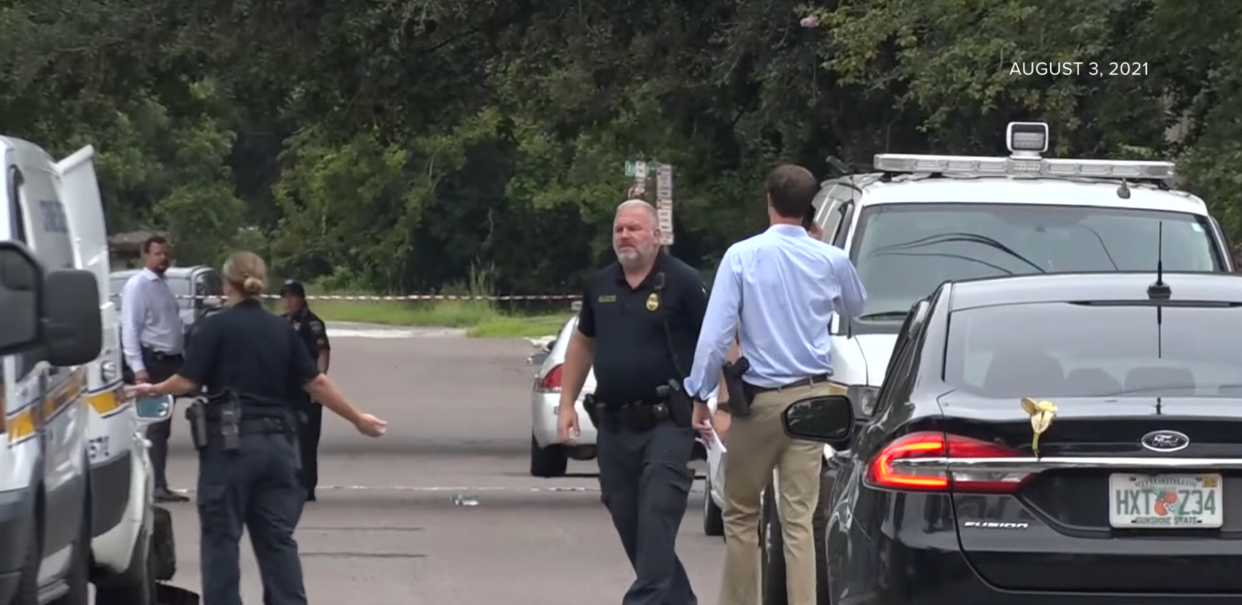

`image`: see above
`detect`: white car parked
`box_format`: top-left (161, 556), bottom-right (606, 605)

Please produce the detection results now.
top-left (529, 315), bottom-right (720, 505)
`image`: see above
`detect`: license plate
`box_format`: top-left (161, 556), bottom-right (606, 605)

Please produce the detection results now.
top-left (1108, 473), bottom-right (1223, 528)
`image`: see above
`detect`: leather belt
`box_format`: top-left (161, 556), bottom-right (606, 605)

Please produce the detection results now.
top-left (142, 347), bottom-right (183, 362)
top-left (207, 418), bottom-right (290, 436)
top-left (743, 374), bottom-right (831, 395)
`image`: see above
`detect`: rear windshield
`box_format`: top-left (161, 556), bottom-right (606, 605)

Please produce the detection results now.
top-left (946, 303), bottom-right (1242, 398)
top-left (850, 203), bottom-right (1222, 332)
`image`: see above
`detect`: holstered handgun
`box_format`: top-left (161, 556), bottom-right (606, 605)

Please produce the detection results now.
top-left (723, 357), bottom-right (753, 418)
top-left (583, 394), bottom-right (603, 430)
top-left (656, 380), bottom-right (691, 428)
top-left (185, 400), bottom-right (209, 450)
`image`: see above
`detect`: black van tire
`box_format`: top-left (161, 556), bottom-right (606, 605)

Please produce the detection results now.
top-left (95, 526), bottom-right (156, 605)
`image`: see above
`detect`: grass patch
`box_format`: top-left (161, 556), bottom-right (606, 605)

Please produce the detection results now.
top-left (301, 299), bottom-right (570, 339)
top-left (284, 264), bottom-right (573, 338)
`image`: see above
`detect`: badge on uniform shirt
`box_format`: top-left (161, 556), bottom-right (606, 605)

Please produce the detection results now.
top-left (646, 292), bottom-right (660, 312)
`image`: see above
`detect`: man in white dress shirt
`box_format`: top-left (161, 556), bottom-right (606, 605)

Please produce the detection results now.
top-left (121, 235), bottom-right (189, 502)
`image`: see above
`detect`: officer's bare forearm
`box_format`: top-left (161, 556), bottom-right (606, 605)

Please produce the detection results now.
top-left (318, 351), bottom-right (330, 374)
top-left (559, 332), bottom-right (594, 408)
top-left (150, 375), bottom-right (198, 397)
top-left (304, 374), bottom-right (362, 424)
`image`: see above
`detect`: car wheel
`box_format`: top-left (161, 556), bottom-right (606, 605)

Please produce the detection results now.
top-left (760, 486), bottom-right (788, 605)
top-left (530, 434), bottom-right (568, 478)
top-left (815, 463), bottom-right (836, 605)
top-left (702, 474), bottom-right (724, 537)
top-left (95, 526), bottom-right (156, 605)
top-left (760, 471), bottom-right (835, 605)
top-left (49, 510), bottom-right (90, 605)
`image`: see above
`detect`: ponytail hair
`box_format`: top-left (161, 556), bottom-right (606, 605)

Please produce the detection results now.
top-left (222, 251), bottom-right (268, 298)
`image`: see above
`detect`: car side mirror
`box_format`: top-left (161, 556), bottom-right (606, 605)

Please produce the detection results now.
top-left (0, 242), bottom-right (44, 356)
top-left (781, 394), bottom-right (856, 449)
top-left (134, 395), bottom-right (174, 424)
top-left (41, 269), bottom-right (104, 366)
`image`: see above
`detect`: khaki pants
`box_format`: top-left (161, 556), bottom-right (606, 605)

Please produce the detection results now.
top-left (718, 383), bottom-right (827, 605)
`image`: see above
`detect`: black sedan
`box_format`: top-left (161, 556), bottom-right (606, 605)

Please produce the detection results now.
top-left (780, 271), bottom-right (1242, 605)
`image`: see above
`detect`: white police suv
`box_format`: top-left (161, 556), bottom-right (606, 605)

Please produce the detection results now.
top-left (707, 121), bottom-right (1235, 605)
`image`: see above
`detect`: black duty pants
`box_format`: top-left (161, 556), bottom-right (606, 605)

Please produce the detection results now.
top-left (596, 420), bottom-right (698, 605)
top-left (141, 349), bottom-right (182, 490)
top-left (297, 398), bottom-right (323, 496)
top-left (197, 432), bottom-right (307, 605)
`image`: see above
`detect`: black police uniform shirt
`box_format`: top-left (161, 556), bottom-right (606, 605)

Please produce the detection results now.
top-left (284, 306), bottom-right (331, 359)
top-left (178, 298), bottom-right (323, 414)
top-left (577, 252), bottom-right (708, 407)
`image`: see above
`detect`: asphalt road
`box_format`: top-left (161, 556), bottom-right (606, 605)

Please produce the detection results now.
top-left (158, 324), bottom-right (725, 604)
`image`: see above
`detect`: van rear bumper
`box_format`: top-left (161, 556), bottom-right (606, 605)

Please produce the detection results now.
top-left (0, 487), bottom-right (37, 603)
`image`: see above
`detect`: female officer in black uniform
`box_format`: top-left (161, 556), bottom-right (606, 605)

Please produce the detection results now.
top-left (127, 251), bottom-right (387, 605)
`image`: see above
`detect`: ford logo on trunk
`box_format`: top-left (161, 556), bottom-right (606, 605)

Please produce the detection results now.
top-left (1140, 430), bottom-right (1190, 452)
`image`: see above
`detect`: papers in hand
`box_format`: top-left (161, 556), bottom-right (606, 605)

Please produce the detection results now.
top-left (706, 428), bottom-right (727, 495)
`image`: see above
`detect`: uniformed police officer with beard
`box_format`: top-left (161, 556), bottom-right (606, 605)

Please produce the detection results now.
top-left (557, 199), bottom-right (709, 605)
top-left (281, 280), bottom-right (330, 502)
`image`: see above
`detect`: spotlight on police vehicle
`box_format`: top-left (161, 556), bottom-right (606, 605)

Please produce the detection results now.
top-left (1006, 121), bottom-right (1050, 155)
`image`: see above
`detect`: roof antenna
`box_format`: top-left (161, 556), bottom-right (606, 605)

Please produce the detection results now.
top-left (1147, 221), bottom-right (1171, 300)
top-left (1116, 179), bottom-right (1131, 200)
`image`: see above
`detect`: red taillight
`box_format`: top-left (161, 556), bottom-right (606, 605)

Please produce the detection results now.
top-left (537, 365), bottom-right (563, 392)
top-left (866, 431), bottom-right (1030, 494)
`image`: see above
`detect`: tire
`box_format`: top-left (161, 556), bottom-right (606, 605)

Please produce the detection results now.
top-left (95, 526), bottom-right (156, 605)
top-left (50, 511), bottom-right (90, 605)
top-left (530, 434), bottom-right (568, 477)
top-left (760, 486), bottom-right (788, 605)
top-left (760, 471), bottom-right (836, 605)
top-left (702, 474), bottom-right (724, 537)
top-left (815, 462), bottom-right (837, 605)
top-left (13, 525), bottom-right (40, 605)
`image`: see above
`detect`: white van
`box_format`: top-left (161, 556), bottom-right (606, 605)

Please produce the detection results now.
top-left (702, 122), bottom-right (1236, 602)
top-left (1, 137), bottom-right (174, 605)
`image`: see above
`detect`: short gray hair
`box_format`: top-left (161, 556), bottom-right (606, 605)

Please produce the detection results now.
top-left (615, 199), bottom-right (658, 229)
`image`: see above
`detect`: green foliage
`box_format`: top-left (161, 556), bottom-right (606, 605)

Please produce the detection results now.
top-left (3, 0), bottom-right (1240, 290)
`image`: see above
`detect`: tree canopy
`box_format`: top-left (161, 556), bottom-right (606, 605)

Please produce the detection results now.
top-left (4, 0), bottom-right (1238, 293)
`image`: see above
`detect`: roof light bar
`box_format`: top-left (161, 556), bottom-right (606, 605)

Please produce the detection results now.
top-left (873, 154), bottom-right (1176, 180)
top-left (1007, 122), bottom-right (1049, 154)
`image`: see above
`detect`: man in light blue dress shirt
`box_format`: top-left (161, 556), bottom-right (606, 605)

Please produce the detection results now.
top-left (121, 235), bottom-right (188, 502)
top-left (684, 165), bottom-right (866, 605)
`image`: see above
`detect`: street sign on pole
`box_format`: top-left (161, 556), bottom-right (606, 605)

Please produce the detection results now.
top-left (656, 163), bottom-right (672, 200)
top-left (634, 161), bottom-right (648, 180)
top-left (657, 199), bottom-right (674, 245)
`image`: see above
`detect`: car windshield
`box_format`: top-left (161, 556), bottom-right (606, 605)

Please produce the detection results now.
top-left (945, 302), bottom-right (1242, 399)
top-left (849, 203), bottom-right (1221, 332)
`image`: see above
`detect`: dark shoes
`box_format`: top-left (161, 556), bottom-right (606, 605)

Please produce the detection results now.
top-left (154, 487), bottom-right (189, 503)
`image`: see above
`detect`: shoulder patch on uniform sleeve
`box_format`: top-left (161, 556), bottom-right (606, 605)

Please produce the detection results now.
top-left (310, 320), bottom-right (325, 335)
